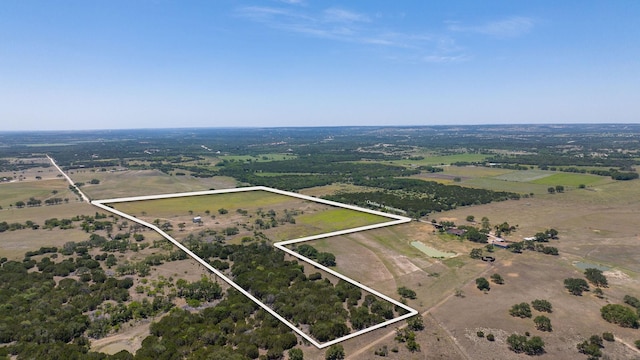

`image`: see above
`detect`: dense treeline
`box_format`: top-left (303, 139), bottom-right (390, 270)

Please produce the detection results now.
top-left (325, 178), bottom-right (519, 217)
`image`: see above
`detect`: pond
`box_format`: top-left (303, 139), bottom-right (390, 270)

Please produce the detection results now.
top-left (411, 241), bottom-right (456, 258)
top-left (574, 261), bottom-right (611, 272)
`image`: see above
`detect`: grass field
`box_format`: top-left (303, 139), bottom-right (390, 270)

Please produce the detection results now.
top-left (383, 153), bottom-right (489, 167)
top-left (0, 178), bottom-right (75, 209)
top-left (295, 208), bottom-right (388, 233)
top-left (68, 169), bottom-right (238, 199)
top-left (112, 190), bottom-right (300, 218)
top-left (461, 177), bottom-right (551, 194)
top-left (530, 172), bottom-right (611, 186)
top-left (492, 169), bottom-right (553, 182)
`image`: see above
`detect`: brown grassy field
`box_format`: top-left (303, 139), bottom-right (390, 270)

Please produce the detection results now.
top-left (4, 164), bottom-right (640, 359)
top-left (68, 169), bottom-right (238, 199)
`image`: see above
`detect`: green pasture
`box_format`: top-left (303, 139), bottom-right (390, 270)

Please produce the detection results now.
top-left (442, 166), bottom-right (514, 178)
top-left (492, 169), bottom-right (553, 182)
top-left (0, 179), bottom-right (72, 209)
top-left (461, 178), bottom-right (550, 194)
top-left (295, 208), bottom-right (389, 233)
top-left (530, 172), bottom-right (610, 186)
top-left (112, 190), bottom-right (297, 218)
top-left (392, 153), bottom-right (489, 166)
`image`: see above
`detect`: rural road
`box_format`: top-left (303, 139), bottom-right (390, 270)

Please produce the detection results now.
top-left (47, 154), bottom-right (90, 203)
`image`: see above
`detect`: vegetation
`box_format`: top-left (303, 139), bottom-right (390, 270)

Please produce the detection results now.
top-left (475, 277), bottom-right (490, 291)
top-left (509, 303), bottom-right (532, 318)
top-left (600, 304), bottom-right (639, 328)
top-left (490, 273), bottom-right (504, 285)
top-left (506, 334), bottom-right (545, 355)
top-left (534, 315), bottom-right (552, 332)
top-left (584, 268), bottom-right (608, 287)
top-left (564, 278), bottom-right (590, 296)
top-left (531, 299), bottom-right (553, 313)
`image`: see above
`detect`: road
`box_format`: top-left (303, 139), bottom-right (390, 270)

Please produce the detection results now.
top-left (47, 154), bottom-right (90, 203)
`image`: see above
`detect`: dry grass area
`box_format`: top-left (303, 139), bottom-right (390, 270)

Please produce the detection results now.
top-left (68, 169), bottom-right (238, 199)
top-left (4, 168), bottom-right (640, 359)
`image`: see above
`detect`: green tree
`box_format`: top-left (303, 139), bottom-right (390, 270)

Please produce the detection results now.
top-left (555, 185), bottom-right (564, 193)
top-left (564, 278), bottom-right (589, 295)
top-left (490, 273), bottom-right (504, 285)
top-left (407, 314), bottom-right (425, 331)
top-left (600, 304), bottom-right (639, 328)
top-left (466, 215), bottom-right (475, 222)
top-left (470, 248), bottom-right (483, 259)
top-left (398, 286), bottom-right (417, 300)
top-left (481, 217), bottom-right (490, 231)
top-left (509, 303), bottom-right (532, 318)
top-left (476, 277), bottom-right (490, 291)
top-left (534, 315), bottom-right (552, 331)
top-left (531, 299), bottom-right (552, 313)
top-left (288, 348), bottom-right (304, 360)
top-left (325, 344), bottom-right (345, 360)
top-left (547, 187), bottom-right (556, 194)
top-left (584, 268), bottom-right (608, 287)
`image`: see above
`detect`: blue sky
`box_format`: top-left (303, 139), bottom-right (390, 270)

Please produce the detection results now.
top-left (1, 1), bottom-right (639, 130)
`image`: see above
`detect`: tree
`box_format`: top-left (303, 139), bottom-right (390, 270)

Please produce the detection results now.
top-left (481, 217), bottom-right (490, 231)
top-left (217, 208), bottom-right (228, 214)
top-left (555, 185), bottom-right (564, 193)
top-left (466, 215), bottom-right (475, 222)
top-left (490, 273), bottom-right (504, 285)
top-left (509, 303), bottom-right (532, 318)
top-left (531, 299), bottom-right (552, 313)
top-left (600, 304), bottom-right (639, 328)
top-left (398, 286), bottom-right (417, 300)
top-left (534, 315), bottom-right (552, 331)
top-left (325, 344), bottom-right (345, 360)
top-left (476, 277), bottom-right (490, 291)
top-left (470, 248), bottom-right (483, 259)
top-left (407, 315), bottom-right (424, 331)
top-left (506, 334), bottom-right (545, 355)
top-left (564, 278), bottom-right (589, 295)
top-left (317, 252), bottom-right (336, 267)
top-left (288, 348), bottom-right (304, 360)
top-left (584, 268), bottom-right (608, 287)
top-left (547, 187), bottom-right (556, 194)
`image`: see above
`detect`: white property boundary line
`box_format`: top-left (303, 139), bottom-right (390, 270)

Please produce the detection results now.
top-left (91, 186), bottom-right (418, 349)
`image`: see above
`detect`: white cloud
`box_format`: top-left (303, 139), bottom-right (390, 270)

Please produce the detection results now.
top-left (323, 8), bottom-right (370, 23)
top-left (448, 16), bottom-right (535, 38)
top-left (236, 5), bottom-right (468, 64)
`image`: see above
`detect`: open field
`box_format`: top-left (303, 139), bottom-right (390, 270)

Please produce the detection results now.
top-left (0, 178), bottom-right (74, 208)
top-left (530, 172), bottom-right (612, 186)
top-left (67, 169), bottom-right (238, 199)
top-left (461, 177), bottom-right (551, 194)
top-left (387, 153), bottom-right (489, 166)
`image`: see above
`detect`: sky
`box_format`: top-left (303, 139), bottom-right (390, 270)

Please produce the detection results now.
top-left (1, 1), bottom-right (639, 131)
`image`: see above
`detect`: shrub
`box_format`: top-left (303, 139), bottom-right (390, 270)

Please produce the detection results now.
top-left (602, 332), bottom-right (614, 342)
top-left (476, 277), bottom-right (490, 291)
top-left (601, 304), bottom-right (639, 328)
top-left (509, 303), bottom-right (532, 318)
top-left (531, 299), bottom-right (552, 313)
